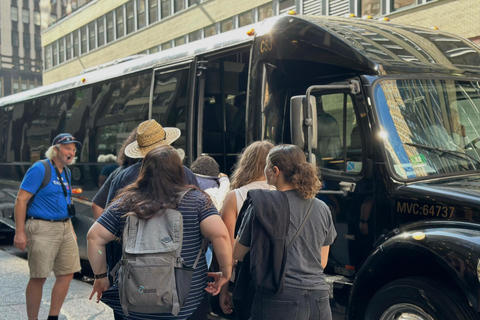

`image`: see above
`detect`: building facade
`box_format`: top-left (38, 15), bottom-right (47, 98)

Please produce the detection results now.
top-left (40, 0), bottom-right (480, 85)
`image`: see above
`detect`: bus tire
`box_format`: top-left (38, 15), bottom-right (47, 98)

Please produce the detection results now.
top-left (365, 277), bottom-right (480, 320)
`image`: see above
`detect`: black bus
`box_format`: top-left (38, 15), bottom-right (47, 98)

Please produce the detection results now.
top-left (2, 14), bottom-right (480, 320)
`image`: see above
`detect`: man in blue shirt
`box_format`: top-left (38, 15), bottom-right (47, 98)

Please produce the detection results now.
top-left (14, 133), bottom-right (82, 320)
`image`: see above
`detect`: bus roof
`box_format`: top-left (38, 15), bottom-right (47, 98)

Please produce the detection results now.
top-left (2, 15), bottom-right (480, 107)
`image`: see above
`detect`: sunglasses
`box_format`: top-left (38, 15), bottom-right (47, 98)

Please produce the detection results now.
top-left (55, 136), bottom-right (77, 144)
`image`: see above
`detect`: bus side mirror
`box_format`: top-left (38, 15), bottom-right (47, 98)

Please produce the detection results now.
top-left (290, 95), bottom-right (317, 150)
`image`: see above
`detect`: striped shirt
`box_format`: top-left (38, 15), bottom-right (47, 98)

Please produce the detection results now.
top-left (97, 189), bottom-right (218, 320)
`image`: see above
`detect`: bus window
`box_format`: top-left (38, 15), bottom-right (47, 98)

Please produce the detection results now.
top-left (152, 68), bottom-right (190, 161)
top-left (91, 72), bottom-right (150, 165)
top-left (313, 93), bottom-right (363, 173)
top-left (201, 52), bottom-right (249, 174)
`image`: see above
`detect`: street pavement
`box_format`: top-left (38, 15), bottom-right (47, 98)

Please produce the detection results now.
top-left (0, 247), bottom-right (113, 320)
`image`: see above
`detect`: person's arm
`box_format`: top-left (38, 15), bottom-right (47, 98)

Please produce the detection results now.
top-left (233, 238), bottom-right (250, 261)
top-left (91, 203), bottom-right (104, 220)
top-left (215, 176), bottom-right (230, 210)
top-left (220, 191), bottom-right (237, 250)
top-left (87, 221), bottom-right (117, 303)
top-left (200, 215), bottom-right (232, 296)
top-left (321, 246), bottom-right (330, 269)
top-left (13, 189), bottom-right (34, 251)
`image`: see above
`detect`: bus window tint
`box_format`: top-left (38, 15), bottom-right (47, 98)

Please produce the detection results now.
top-left (152, 69), bottom-right (189, 158)
top-left (262, 63), bottom-right (287, 144)
top-left (91, 72), bottom-right (150, 165)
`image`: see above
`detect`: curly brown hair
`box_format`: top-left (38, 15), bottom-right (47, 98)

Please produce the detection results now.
top-left (267, 144), bottom-right (321, 199)
top-left (117, 128), bottom-right (137, 167)
top-left (230, 140), bottom-right (274, 190)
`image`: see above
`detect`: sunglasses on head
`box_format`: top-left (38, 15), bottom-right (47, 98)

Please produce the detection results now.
top-left (56, 136), bottom-right (76, 144)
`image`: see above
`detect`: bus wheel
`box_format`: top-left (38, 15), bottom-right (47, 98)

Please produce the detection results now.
top-left (365, 277), bottom-right (480, 320)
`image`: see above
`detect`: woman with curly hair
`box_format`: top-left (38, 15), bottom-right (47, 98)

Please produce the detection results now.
top-left (219, 140), bottom-right (274, 319)
top-left (233, 144), bottom-right (337, 320)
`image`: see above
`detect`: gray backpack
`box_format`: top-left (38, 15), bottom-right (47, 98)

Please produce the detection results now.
top-left (112, 191), bottom-right (203, 316)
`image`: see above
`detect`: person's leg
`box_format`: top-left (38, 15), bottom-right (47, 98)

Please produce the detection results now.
top-left (48, 273), bottom-right (74, 316)
top-left (250, 287), bottom-right (305, 320)
top-left (26, 277), bottom-right (47, 320)
top-left (309, 289), bottom-right (331, 320)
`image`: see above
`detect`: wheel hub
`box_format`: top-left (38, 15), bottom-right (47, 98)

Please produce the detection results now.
top-left (379, 303), bottom-right (435, 320)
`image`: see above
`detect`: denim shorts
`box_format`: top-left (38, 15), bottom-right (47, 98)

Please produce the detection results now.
top-left (250, 287), bottom-right (331, 320)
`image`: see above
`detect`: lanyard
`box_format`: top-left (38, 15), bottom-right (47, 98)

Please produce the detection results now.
top-left (51, 160), bottom-right (72, 204)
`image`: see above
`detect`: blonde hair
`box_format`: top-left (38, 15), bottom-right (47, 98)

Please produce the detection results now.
top-left (230, 140), bottom-right (274, 190)
top-left (45, 146), bottom-right (57, 160)
top-left (267, 144), bottom-right (321, 199)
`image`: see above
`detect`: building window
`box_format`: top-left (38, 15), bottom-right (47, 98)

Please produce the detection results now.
top-left (188, 0), bottom-right (197, 6)
top-left (238, 10), bottom-right (252, 27)
top-left (161, 0), bottom-right (171, 18)
top-left (149, 45), bottom-right (160, 53)
top-left (21, 82), bottom-right (27, 92)
top-left (35, 34), bottom-right (41, 50)
top-left (50, 13), bottom-right (57, 25)
top-left (73, 30), bottom-right (79, 57)
top-left (116, 6), bottom-right (125, 38)
top-left (23, 0), bottom-right (29, 8)
top-left (23, 32), bottom-right (31, 49)
top-left (22, 8), bottom-right (30, 23)
top-left (33, 11), bottom-right (40, 25)
top-left (12, 31), bottom-right (20, 47)
top-left (137, 0), bottom-right (146, 29)
top-left (149, 0), bottom-right (159, 23)
top-left (126, 0), bottom-right (135, 35)
top-left (13, 81), bottom-right (20, 94)
top-left (52, 41), bottom-right (58, 66)
top-left (279, 0), bottom-right (295, 12)
top-left (188, 29), bottom-right (201, 42)
top-left (89, 21), bottom-right (96, 51)
top-left (220, 18), bottom-right (233, 32)
top-left (106, 11), bottom-right (114, 43)
top-left (204, 24), bottom-right (216, 38)
top-left (174, 0), bottom-right (185, 13)
top-left (80, 26), bottom-right (87, 54)
top-left (161, 41), bottom-right (171, 50)
top-left (258, 3), bottom-right (274, 21)
top-left (59, 38), bottom-right (64, 63)
top-left (29, 83), bottom-right (35, 90)
top-left (97, 17), bottom-right (105, 47)
top-left (45, 44), bottom-right (52, 69)
top-left (393, 0), bottom-right (415, 11)
top-left (174, 36), bottom-right (185, 46)
top-left (361, 0), bottom-right (380, 16)
top-left (66, 34), bottom-right (71, 60)
top-left (11, 7), bottom-right (19, 21)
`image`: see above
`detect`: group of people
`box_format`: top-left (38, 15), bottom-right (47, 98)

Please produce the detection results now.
top-left (14, 118), bottom-right (336, 320)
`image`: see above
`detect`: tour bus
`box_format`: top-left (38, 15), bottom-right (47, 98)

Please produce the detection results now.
top-left (2, 13), bottom-right (480, 320)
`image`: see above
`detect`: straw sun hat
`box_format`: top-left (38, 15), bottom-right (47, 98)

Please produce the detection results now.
top-left (124, 120), bottom-right (181, 159)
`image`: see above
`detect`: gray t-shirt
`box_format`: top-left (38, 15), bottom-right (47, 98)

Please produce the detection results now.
top-left (238, 189), bottom-right (336, 290)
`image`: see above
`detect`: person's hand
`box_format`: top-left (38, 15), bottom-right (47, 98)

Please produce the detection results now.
top-left (14, 232), bottom-right (27, 251)
top-left (219, 286), bottom-right (233, 314)
top-left (205, 272), bottom-right (229, 296)
top-left (89, 278), bottom-right (110, 303)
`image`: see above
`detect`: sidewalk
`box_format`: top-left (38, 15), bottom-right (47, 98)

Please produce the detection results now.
top-left (0, 248), bottom-right (113, 320)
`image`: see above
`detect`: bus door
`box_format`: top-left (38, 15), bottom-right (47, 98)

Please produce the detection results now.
top-left (151, 63), bottom-right (194, 165)
top-left (195, 49), bottom-right (250, 174)
top-left (292, 80), bottom-right (375, 277)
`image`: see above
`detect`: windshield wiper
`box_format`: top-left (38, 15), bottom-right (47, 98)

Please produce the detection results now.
top-left (404, 142), bottom-right (480, 168)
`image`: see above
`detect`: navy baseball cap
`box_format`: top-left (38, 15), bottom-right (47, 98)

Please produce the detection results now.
top-left (52, 133), bottom-right (82, 148)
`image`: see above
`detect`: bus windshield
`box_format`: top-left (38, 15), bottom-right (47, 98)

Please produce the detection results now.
top-left (374, 78), bottom-right (480, 180)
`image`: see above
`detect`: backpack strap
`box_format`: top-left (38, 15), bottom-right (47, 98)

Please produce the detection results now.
top-left (287, 198), bottom-right (315, 248)
top-left (26, 160), bottom-right (52, 212)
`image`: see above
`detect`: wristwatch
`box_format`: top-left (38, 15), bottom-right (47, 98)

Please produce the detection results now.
top-left (94, 272), bottom-right (108, 280)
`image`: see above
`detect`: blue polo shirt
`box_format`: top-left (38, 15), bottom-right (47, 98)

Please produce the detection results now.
top-left (20, 159), bottom-right (71, 220)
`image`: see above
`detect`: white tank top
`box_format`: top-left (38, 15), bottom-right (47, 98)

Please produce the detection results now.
top-left (233, 180), bottom-right (274, 215)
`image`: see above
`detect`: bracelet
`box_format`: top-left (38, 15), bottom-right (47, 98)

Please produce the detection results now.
top-left (94, 272), bottom-right (108, 279)
top-left (359, 219), bottom-right (368, 223)
top-left (219, 263), bottom-right (233, 269)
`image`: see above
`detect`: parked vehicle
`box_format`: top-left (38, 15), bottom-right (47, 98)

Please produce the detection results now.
top-left (2, 14), bottom-right (480, 319)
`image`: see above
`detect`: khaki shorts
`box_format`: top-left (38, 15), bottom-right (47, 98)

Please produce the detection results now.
top-left (25, 219), bottom-right (81, 278)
